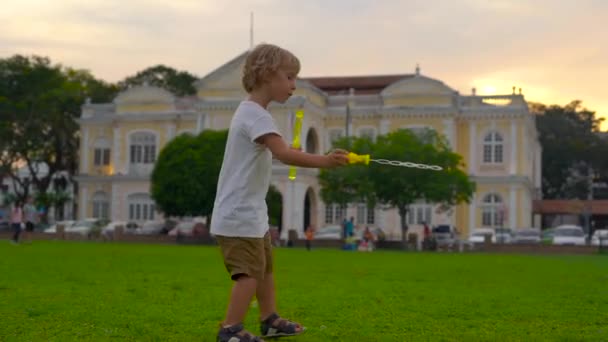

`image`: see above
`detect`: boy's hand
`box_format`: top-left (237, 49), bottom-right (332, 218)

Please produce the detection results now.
top-left (325, 149), bottom-right (349, 168)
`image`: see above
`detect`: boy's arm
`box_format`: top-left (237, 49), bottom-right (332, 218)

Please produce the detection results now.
top-left (256, 133), bottom-right (348, 168)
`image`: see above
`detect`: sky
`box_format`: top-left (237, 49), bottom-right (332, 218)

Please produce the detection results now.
top-left (2, 0), bottom-right (607, 129)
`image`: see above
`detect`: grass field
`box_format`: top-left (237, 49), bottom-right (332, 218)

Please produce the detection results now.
top-left (1, 240), bottom-right (607, 341)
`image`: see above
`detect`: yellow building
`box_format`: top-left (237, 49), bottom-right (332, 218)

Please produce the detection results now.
top-left (76, 52), bottom-right (542, 240)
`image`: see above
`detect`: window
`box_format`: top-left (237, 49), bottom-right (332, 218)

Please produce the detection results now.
top-left (357, 203), bottom-right (375, 225)
top-left (325, 203), bottom-right (346, 224)
top-left (92, 191), bottom-right (109, 219)
top-left (127, 193), bottom-right (156, 221)
top-left (359, 128), bottom-right (376, 141)
top-left (94, 148), bottom-right (111, 166)
top-left (93, 138), bottom-right (111, 166)
top-left (483, 131), bottom-right (504, 163)
top-left (130, 132), bottom-right (156, 164)
top-left (481, 193), bottom-right (504, 227)
top-left (408, 204), bottom-right (432, 225)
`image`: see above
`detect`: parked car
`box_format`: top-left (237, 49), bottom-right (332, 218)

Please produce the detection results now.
top-left (512, 228), bottom-right (541, 244)
top-left (315, 225), bottom-right (342, 240)
top-left (541, 228), bottom-right (556, 245)
top-left (101, 221), bottom-right (139, 238)
top-left (136, 221), bottom-right (167, 235)
top-left (432, 224), bottom-right (456, 246)
top-left (493, 228), bottom-right (514, 244)
top-left (0, 221), bottom-right (10, 232)
top-left (469, 228), bottom-right (494, 244)
top-left (552, 225), bottom-right (586, 246)
top-left (591, 229), bottom-right (608, 246)
top-left (68, 218), bottom-right (106, 236)
top-left (168, 221), bottom-right (205, 237)
top-left (43, 220), bottom-right (76, 233)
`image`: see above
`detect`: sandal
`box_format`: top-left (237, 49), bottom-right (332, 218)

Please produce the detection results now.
top-left (217, 323), bottom-right (265, 342)
top-left (260, 313), bottom-right (306, 338)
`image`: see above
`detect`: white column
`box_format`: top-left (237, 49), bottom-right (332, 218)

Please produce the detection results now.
top-left (113, 126), bottom-right (121, 174)
top-left (443, 118), bottom-right (456, 149)
top-left (111, 183), bottom-right (120, 221)
top-left (468, 121), bottom-right (477, 174)
top-left (167, 123), bottom-right (176, 141)
top-left (81, 127), bottom-right (89, 174)
top-left (535, 144), bottom-right (542, 189)
top-left (380, 119), bottom-right (390, 135)
top-left (510, 121), bottom-right (517, 175)
top-left (281, 181), bottom-right (294, 241)
top-left (196, 114), bottom-right (204, 133)
top-left (80, 186), bottom-right (88, 219)
top-left (469, 193), bottom-right (477, 232)
top-left (509, 185), bottom-right (517, 229)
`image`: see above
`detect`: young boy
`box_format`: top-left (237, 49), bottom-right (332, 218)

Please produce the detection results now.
top-left (211, 44), bottom-right (349, 342)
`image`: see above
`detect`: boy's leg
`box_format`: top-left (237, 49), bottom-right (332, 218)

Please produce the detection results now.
top-left (257, 232), bottom-right (276, 320)
top-left (216, 235), bottom-right (267, 339)
top-left (257, 232), bottom-right (304, 336)
top-left (225, 276), bottom-right (257, 326)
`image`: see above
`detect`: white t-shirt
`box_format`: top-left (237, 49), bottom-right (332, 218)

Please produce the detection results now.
top-left (210, 101), bottom-right (281, 238)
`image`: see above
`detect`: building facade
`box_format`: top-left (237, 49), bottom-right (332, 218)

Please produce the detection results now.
top-left (75, 52), bottom-right (542, 240)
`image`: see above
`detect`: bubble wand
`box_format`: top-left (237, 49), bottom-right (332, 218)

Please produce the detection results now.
top-left (288, 110), bottom-right (304, 180)
top-left (347, 152), bottom-right (443, 171)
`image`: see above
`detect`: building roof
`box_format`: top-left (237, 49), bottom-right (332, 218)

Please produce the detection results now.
top-left (533, 200), bottom-right (608, 215)
top-left (303, 74), bottom-right (415, 95)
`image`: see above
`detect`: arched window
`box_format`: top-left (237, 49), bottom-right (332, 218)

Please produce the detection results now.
top-left (483, 131), bottom-right (504, 163)
top-left (92, 191), bottom-right (109, 219)
top-left (305, 128), bottom-right (319, 154)
top-left (481, 193), bottom-right (504, 227)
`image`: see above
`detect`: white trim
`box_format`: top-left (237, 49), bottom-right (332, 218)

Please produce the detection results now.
top-left (166, 123), bottom-right (176, 142)
top-left (469, 122), bottom-right (476, 174)
top-left (510, 121), bottom-right (517, 174)
top-left (82, 127), bottom-right (89, 174)
top-left (509, 185), bottom-right (517, 229)
top-left (113, 126), bottom-right (121, 174)
top-left (442, 118), bottom-right (455, 149)
top-left (469, 193), bottom-right (476, 231)
top-left (379, 119), bottom-right (390, 135)
top-left (80, 186), bottom-right (88, 219)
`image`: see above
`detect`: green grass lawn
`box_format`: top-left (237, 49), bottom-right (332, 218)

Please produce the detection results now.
top-left (1, 241), bottom-right (607, 341)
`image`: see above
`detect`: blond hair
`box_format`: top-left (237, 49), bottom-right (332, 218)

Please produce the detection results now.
top-left (242, 44), bottom-right (300, 92)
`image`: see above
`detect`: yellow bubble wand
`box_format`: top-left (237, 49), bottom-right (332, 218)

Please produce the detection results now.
top-left (288, 110), bottom-right (304, 180)
top-left (346, 152), bottom-right (443, 171)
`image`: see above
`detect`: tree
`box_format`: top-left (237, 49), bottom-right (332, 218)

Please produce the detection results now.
top-left (534, 100), bottom-right (607, 199)
top-left (118, 65), bottom-right (198, 96)
top-left (319, 129), bottom-right (475, 246)
top-left (0, 55), bottom-right (117, 217)
top-left (151, 130), bottom-right (228, 219)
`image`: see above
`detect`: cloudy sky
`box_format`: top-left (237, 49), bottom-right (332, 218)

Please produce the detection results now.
top-left (2, 0), bottom-right (607, 128)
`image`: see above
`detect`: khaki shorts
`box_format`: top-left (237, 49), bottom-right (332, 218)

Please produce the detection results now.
top-left (215, 231), bottom-right (273, 281)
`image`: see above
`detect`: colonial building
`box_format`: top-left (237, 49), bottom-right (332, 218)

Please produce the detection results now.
top-left (75, 52), bottom-right (542, 240)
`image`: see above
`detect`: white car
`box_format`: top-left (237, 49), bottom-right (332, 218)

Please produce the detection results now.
top-left (591, 229), bottom-right (608, 246)
top-left (67, 218), bottom-right (102, 236)
top-left (513, 228), bottom-right (541, 244)
top-left (44, 220), bottom-right (75, 233)
top-left (101, 221), bottom-right (139, 237)
top-left (469, 228), bottom-right (494, 244)
top-left (315, 225), bottom-right (342, 240)
top-left (136, 221), bottom-right (167, 235)
top-left (552, 225), bottom-right (586, 246)
top-left (493, 228), bottom-right (514, 244)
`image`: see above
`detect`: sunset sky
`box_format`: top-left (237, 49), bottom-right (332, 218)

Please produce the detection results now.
top-left (2, 0), bottom-right (607, 129)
